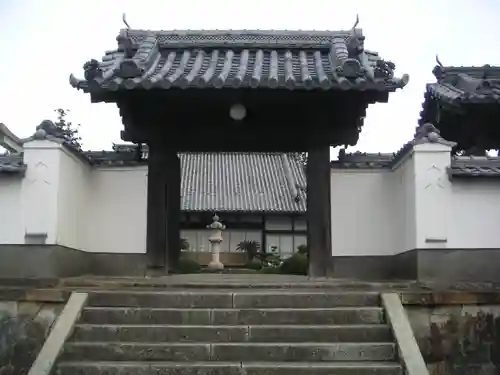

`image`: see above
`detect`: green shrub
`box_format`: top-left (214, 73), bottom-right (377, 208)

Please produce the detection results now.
top-left (297, 244), bottom-right (308, 256)
top-left (260, 266), bottom-right (281, 274)
top-left (245, 259), bottom-right (262, 270)
top-left (280, 253), bottom-right (308, 275)
top-left (174, 258), bottom-right (201, 274)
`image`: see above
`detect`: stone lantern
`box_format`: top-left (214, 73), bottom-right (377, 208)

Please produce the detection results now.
top-left (206, 214), bottom-right (226, 271)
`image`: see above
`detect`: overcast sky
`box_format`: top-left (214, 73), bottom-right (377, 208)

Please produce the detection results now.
top-left (1, 0), bottom-right (499, 157)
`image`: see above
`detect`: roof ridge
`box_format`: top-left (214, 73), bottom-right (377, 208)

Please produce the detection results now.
top-left (123, 28), bottom-right (362, 37)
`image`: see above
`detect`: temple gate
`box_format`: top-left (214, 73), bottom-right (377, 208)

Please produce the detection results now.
top-left (70, 17), bottom-right (408, 276)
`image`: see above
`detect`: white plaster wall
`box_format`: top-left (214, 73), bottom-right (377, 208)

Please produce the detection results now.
top-left (5, 144), bottom-right (500, 254)
top-left (85, 166), bottom-right (148, 253)
top-left (448, 180), bottom-right (500, 249)
top-left (330, 169), bottom-right (398, 256)
top-left (21, 141), bottom-right (62, 244)
top-left (56, 149), bottom-right (89, 250)
top-left (412, 144), bottom-right (452, 249)
top-left (392, 154), bottom-right (417, 252)
top-left (0, 177), bottom-right (23, 243)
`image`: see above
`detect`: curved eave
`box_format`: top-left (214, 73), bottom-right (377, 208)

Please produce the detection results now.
top-left (425, 83), bottom-right (500, 106)
top-left (70, 75), bottom-right (407, 95)
top-left (0, 164), bottom-right (26, 176)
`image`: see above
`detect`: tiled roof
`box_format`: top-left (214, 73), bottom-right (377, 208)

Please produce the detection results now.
top-left (179, 152), bottom-right (306, 213)
top-left (0, 153), bottom-right (26, 175)
top-left (331, 150), bottom-right (394, 169)
top-left (448, 155), bottom-right (500, 178)
top-left (70, 28), bottom-right (408, 93)
top-left (331, 148), bottom-right (500, 179)
top-left (423, 63), bottom-right (500, 106)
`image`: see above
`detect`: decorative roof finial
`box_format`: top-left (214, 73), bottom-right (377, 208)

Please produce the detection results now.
top-left (414, 122), bottom-right (440, 142)
top-left (351, 14), bottom-right (360, 32)
top-left (435, 55), bottom-right (444, 68)
top-left (122, 13), bottom-right (131, 29)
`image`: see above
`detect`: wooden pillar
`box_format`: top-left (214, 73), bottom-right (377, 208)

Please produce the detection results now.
top-left (306, 145), bottom-right (332, 277)
top-left (166, 152), bottom-right (181, 268)
top-left (146, 142), bottom-right (167, 268)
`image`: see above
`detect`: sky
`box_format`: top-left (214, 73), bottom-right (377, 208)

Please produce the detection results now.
top-left (1, 0), bottom-right (500, 158)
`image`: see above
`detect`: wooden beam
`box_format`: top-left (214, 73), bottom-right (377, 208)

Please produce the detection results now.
top-left (166, 152), bottom-right (181, 269)
top-left (146, 143), bottom-right (167, 268)
top-left (306, 145), bottom-right (331, 277)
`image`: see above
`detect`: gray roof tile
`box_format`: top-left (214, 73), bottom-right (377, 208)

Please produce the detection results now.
top-left (448, 155), bottom-right (500, 178)
top-left (0, 154), bottom-right (26, 175)
top-left (423, 64), bottom-right (500, 106)
top-left (179, 152), bottom-right (306, 213)
top-left (70, 28), bottom-right (408, 93)
top-left (332, 148), bottom-right (500, 179)
top-left (331, 151), bottom-right (394, 169)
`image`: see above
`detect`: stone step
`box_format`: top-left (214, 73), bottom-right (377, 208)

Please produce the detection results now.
top-left (80, 307), bottom-right (385, 325)
top-left (57, 361), bottom-right (403, 375)
top-left (86, 291), bottom-right (380, 308)
top-left (72, 323), bottom-right (393, 343)
top-left (61, 342), bottom-right (397, 362)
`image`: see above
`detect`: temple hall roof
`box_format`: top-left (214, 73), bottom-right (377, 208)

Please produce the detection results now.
top-left (425, 62), bottom-right (500, 106)
top-left (70, 25), bottom-right (409, 93)
top-left (93, 146), bottom-right (307, 213)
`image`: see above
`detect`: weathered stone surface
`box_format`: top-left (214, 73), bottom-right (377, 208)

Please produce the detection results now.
top-left (0, 300), bottom-right (63, 375)
top-left (247, 324), bottom-right (392, 342)
top-left (212, 342), bottom-right (396, 362)
top-left (80, 307), bottom-right (384, 325)
top-left (72, 324), bottom-right (249, 342)
top-left (232, 292), bottom-right (380, 308)
top-left (56, 362), bottom-right (402, 375)
top-left (25, 289), bottom-right (67, 302)
top-left (80, 307), bottom-right (212, 325)
top-left (61, 342), bottom-right (211, 361)
top-left (0, 315), bottom-right (46, 375)
top-left (57, 362), bottom-right (243, 375)
top-left (211, 308), bottom-right (385, 325)
top-left (382, 294), bottom-right (428, 375)
top-left (28, 293), bottom-right (88, 375)
top-left (53, 289), bottom-right (397, 375)
top-left (87, 291), bottom-right (233, 308)
top-left (406, 303), bottom-right (500, 375)
top-left (242, 362), bottom-right (403, 375)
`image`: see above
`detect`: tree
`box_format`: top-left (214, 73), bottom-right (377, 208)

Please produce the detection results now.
top-left (53, 108), bottom-right (82, 150)
top-left (296, 152), bottom-right (307, 167)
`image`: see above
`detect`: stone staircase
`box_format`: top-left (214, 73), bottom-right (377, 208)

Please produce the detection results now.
top-left (55, 290), bottom-right (403, 375)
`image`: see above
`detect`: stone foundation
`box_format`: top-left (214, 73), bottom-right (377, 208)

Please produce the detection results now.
top-left (329, 248), bottom-right (500, 282)
top-left (0, 245), bottom-right (250, 278)
top-left (0, 245), bottom-right (147, 278)
top-left (406, 304), bottom-right (500, 375)
top-left (3, 245), bottom-right (500, 282)
top-left (0, 300), bottom-right (63, 375)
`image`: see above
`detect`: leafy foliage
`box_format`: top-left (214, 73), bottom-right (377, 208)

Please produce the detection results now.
top-left (53, 109), bottom-right (82, 150)
top-left (297, 244), bottom-right (309, 256)
top-left (296, 152), bottom-right (307, 166)
top-left (245, 259), bottom-right (263, 270)
top-left (236, 240), bottom-right (261, 261)
top-left (280, 252), bottom-right (308, 275)
top-left (173, 258), bottom-right (201, 274)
